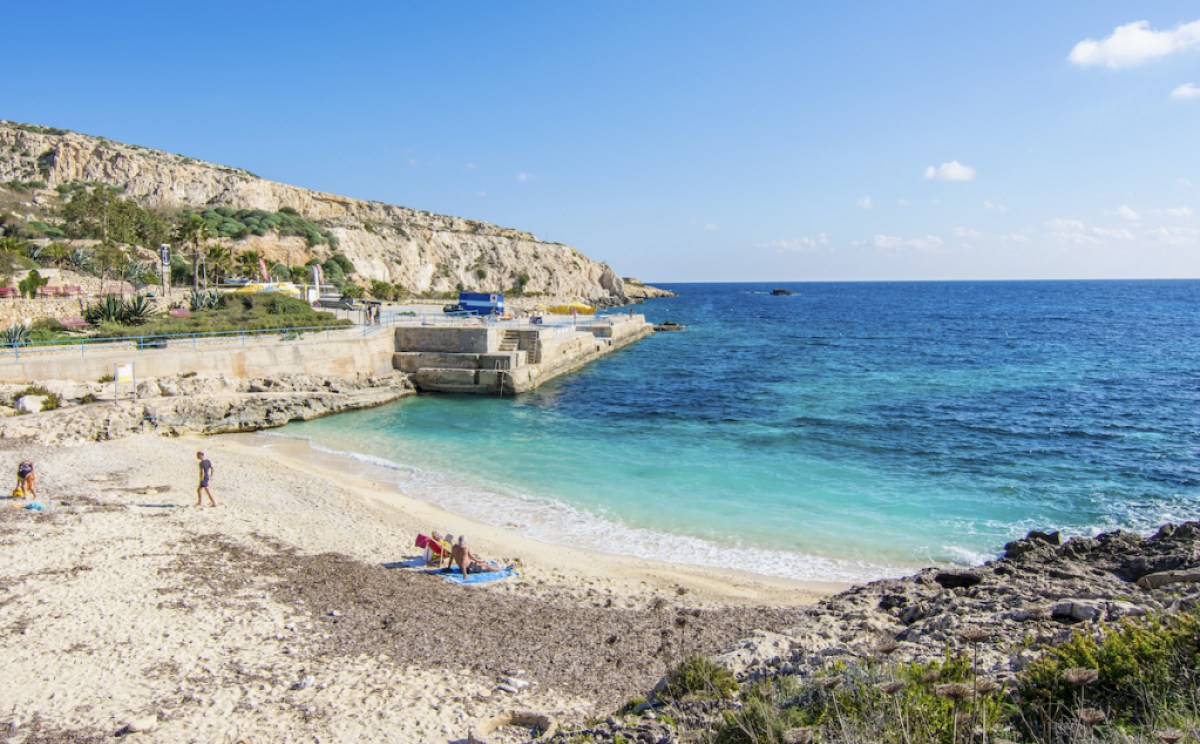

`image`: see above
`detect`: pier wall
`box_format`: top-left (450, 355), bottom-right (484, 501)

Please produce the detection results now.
top-left (393, 315), bottom-right (653, 394)
top-left (0, 331), bottom-right (397, 384)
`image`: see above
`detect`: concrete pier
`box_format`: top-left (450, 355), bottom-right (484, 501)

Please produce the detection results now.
top-left (392, 314), bottom-right (653, 394)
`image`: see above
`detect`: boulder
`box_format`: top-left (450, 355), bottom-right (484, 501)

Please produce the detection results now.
top-left (15, 395), bottom-right (47, 413)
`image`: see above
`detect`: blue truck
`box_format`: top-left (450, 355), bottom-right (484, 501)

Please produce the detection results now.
top-left (443, 291), bottom-right (505, 316)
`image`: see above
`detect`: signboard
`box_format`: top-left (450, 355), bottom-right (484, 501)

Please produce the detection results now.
top-left (114, 363), bottom-right (136, 401)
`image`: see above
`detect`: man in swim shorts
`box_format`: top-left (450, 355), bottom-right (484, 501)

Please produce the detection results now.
top-left (450, 535), bottom-right (502, 579)
top-left (196, 451), bottom-right (216, 507)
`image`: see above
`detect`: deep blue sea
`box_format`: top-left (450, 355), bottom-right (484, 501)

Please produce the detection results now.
top-left (278, 281), bottom-right (1200, 582)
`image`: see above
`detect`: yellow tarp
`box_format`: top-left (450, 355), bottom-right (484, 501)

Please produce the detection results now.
top-left (547, 301), bottom-right (596, 315)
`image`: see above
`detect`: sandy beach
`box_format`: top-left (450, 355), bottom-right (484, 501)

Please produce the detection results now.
top-left (0, 432), bottom-right (842, 743)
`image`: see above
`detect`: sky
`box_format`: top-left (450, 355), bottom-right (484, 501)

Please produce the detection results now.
top-left (4, 2), bottom-right (1199, 282)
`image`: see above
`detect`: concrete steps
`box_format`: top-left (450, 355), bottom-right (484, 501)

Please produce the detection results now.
top-left (498, 330), bottom-right (520, 352)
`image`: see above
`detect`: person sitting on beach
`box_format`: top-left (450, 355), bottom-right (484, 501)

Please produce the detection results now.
top-left (14, 459), bottom-right (35, 499)
top-left (450, 535), bottom-right (502, 579)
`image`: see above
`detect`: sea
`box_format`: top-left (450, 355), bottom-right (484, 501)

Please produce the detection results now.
top-left (275, 281), bottom-right (1200, 583)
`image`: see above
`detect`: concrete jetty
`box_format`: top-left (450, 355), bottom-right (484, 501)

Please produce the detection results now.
top-left (392, 314), bottom-right (653, 394)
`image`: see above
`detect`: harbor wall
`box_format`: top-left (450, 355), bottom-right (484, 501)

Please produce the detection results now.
top-left (0, 331), bottom-right (397, 384)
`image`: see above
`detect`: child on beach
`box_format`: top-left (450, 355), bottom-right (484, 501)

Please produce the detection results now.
top-left (14, 460), bottom-right (35, 499)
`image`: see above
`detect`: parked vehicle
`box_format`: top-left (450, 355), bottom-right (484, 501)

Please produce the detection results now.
top-left (443, 292), bottom-right (504, 315)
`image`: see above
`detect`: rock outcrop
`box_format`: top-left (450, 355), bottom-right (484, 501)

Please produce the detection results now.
top-left (716, 524), bottom-right (1200, 686)
top-left (0, 121), bottom-right (666, 305)
top-left (0, 373), bottom-right (413, 444)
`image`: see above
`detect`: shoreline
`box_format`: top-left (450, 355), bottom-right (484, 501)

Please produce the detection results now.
top-left (0, 432), bottom-right (838, 741)
top-left (224, 430), bottom-right (848, 607)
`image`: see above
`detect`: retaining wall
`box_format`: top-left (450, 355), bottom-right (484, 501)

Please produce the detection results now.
top-left (0, 330), bottom-right (397, 384)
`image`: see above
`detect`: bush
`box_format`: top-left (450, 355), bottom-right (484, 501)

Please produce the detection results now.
top-left (1017, 609), bottom-right (1200, 734)
top-left (662, 657), bottom-right (738, 701)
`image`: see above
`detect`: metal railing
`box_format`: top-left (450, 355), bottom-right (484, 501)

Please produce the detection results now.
top-left (0, 322), bottom-right (373, 363)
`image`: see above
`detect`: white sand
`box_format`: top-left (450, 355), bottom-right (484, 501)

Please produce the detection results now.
top-left (0, 434), bottom-right (842, 742)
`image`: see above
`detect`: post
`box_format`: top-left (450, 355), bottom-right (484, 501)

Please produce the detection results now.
top-left (160, 244), bottom-right (170, 299)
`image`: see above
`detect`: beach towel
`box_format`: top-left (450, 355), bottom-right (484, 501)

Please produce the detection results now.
top-left (428, 566), bottom-right (518, 584)
top-left (24, 501), bottom-right (46, 511)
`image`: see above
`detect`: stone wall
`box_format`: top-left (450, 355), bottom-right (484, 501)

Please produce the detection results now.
top-left (0, 329), bottom-right (396, 384)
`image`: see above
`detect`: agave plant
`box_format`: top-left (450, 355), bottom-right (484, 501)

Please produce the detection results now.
top-left (84, 295), bottom-right (126, 325)
top-left (2, 323), bottom-right (29, 348)
top-left (122, 294), bottom-right (155, 325)
top-left (187, 288), bottom-right (224, 312)
top-left (66, 247), bottom-right (92, 272)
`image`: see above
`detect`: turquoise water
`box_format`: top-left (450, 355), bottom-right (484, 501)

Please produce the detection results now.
top-left (278, 281), bottom-right (1200, 582)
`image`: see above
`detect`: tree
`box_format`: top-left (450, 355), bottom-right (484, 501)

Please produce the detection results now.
top-left (235, 249), bottom-right (263, 279)
top-left (204, 243), bottom-right (232, 285)
top-left (174, 214), bottom-right (210, 292)
top-left (91, 243), bottom-right (125, 297)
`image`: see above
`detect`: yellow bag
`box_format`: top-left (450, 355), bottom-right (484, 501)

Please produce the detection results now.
top-left (11, 488), bottom-right (24, 498)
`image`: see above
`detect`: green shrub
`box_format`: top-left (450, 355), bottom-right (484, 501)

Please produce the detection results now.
top-left (662, 657), bottom-right (738, 701)
top-left (17, 269), bottom-right (48, 299)
top-left (715, 697), bottom-right (791, 744)
top-left (80, 393), bottom-right (97, 404)
top-left (1017, 609), bottom-right (1200, 734)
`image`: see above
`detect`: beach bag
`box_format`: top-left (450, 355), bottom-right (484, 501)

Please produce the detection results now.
top-left (11, 488), bottom-right (23, 498)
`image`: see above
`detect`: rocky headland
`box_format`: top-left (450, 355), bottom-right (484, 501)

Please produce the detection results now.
top-left (1, 121), bottom-right (671, 306)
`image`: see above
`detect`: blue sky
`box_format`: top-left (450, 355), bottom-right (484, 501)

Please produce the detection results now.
top-left (5, 2), bottom-right (1199, 282)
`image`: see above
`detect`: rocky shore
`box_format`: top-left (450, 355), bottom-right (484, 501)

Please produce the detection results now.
top-left (0, 372), bottom-right (414, 444)
top-left (561, 523), bottom-right (1200, 742)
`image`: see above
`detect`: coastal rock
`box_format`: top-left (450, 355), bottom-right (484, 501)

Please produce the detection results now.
top-left (719, 521), bottom-right (1200, 689)
top-left (713, 630), bottom-right (794, 677)
top-left (14, 395), bottom-right (47, 414)
top-left (933, 570), bottom-right (983, 589)
top-left (0, 372), bottom-right (415, 444)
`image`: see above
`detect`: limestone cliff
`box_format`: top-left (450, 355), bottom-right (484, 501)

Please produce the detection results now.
top-left (0, 122), bottom-right (662, 304)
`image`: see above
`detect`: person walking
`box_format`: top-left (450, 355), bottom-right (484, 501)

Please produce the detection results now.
top-left (196, 451), bottom-right (216, 507)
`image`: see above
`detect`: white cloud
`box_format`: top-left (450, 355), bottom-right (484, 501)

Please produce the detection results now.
top-left (1151, 206), bottom-right (1194, 218)
top-left (463, 162), bottom-right (479, 171)
top-left (1069, 19), bottom-right (1200, 69)
top-left (1180, 178), bottom-right (1194, 187)
top-left (515, 171), bottom-right (536, 183)
top-left (1091, 227), bottom-right (1135, 240)
top-left (703, 223), bottom-right (718, 231)
top-left (923, 161), bottom-right (976, 182)
top-left (1116, 204), bottom-right (1141, 221)
top-left (1146, 226), bottom-right (1200, 246)
top-left (954, 227), bottom-right (985, 240)
top-left (897, 198), bottom-right (911, 207)
top-left (759, 234), bottom-right (829, 252)
top-left (1047, 218), bottom-right (1086, 232)
top-left (857, 195), bottom-right (873, 209)
top-left (872, 234), bottom-right (944, 251)
top-left (1172, 82), bottom-right (1200, 99)
top-left (983, 200), bottom-right (1008, 212)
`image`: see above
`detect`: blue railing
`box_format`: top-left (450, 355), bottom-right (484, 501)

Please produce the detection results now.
top-left (1, 323), bottom-right (371, 362)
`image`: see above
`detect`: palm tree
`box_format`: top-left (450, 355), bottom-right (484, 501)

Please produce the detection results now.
top-left (174, 214), bottom-right (210, 292)
top-left (235, 249), bottom-right (263, 279)
top-left (204, 243), bottom-right (233, 285)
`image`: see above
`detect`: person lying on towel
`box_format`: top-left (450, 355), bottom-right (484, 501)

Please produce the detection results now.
top-left (450, 535), bottom-right (503, 579)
